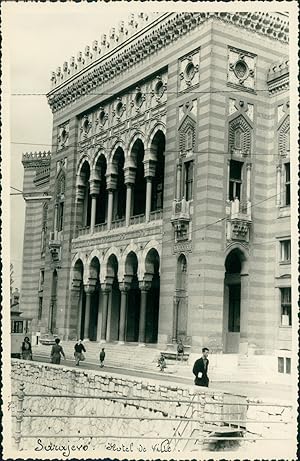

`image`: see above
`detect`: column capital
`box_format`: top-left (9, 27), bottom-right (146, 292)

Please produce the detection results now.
top-left (139, 280), bottom-right (152, 292)
top-left (83, 279), bottom-right (97, 293)
top-left (89, 178), bottom-right (101, 196)
top-left (124, 167), bottom-right (136, 185)
top-left (71, 279), bottom-right (82, 291)
top-left (119, 281), bottom-right (131, 292)
top-left (143, 159), bottom-right (156, 178)
top-left (106, 173), bottom-right (117, 191)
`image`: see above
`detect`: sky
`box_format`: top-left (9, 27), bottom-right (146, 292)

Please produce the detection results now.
top-left (4, 2), bottom-right (137, 290)
top-left (2, 2), bottom-right (295, 293)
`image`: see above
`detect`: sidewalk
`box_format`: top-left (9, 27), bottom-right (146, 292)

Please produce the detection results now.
top-left (32, 349), bottom-right (294, 405)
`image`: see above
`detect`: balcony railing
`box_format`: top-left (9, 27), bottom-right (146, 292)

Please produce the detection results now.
top-left (149, 209), bottom-right (163, 221)
top-left (94, 222), bottom-right (107, 232)
top-left (130, 213), bottom-right (145, 225)
top-left (77, 226), bottom-right (90, 237)
top-left (111, 218), bottom-right (126, 229)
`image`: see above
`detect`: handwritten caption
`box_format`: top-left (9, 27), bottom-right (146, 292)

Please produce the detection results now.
top-left (34, 438), bottom-right (174, 457)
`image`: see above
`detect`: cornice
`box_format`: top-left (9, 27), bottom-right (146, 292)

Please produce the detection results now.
top-left (267, 59), bottom-right (289, 95)
top-left (47, 12), bottom-right (289, 113)
top-left (22, 151), bottom-right (52, 169)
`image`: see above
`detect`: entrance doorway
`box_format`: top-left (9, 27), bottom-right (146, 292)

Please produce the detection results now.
top-left (223, 250), bottom-right (242, 353)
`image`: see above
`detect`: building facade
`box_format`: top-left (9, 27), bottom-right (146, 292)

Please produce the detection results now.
top-left (20, 12), bottom-right (292, 363)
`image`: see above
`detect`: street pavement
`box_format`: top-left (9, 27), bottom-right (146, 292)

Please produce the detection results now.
top-left (33, 354), bottom-right (293, 403)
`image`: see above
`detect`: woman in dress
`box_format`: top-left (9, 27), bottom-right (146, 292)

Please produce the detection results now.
top-left (50, 338), bottom-right (65, 364)
top-left (21, 336), bottom-right (32, 360)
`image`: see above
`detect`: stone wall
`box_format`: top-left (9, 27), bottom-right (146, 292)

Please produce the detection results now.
top-left (11, 359), bottom-right (249, 456)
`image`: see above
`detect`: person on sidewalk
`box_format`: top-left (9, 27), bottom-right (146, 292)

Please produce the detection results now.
top-left (21, 336), bottom-right (32, 360)
top-left (99, 348), bottom-right (105, 368)
top-left (176, 339), bottom-right (184, 362)
top-left (74, 339), bottom-right (86, 366)
top-left (192, 347), bottom-right (209, 387)
top-left (157, 353), bottom-right (167, 372)
top-left (50, 338), bottom-right (65, 365)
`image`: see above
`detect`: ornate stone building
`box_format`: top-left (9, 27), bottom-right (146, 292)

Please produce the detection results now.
top-left (20, 12), bottom-right (292, 365)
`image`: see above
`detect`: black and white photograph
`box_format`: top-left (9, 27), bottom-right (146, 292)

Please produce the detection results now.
top-left (2, 1), bottom-right (298, 459)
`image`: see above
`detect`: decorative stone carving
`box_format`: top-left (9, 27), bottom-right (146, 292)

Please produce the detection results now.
top-left (80, 114), bottom-right (93, 140)
top-left (57, 122), bottom-right (69, 150)
top-left (171, 198), bottom-right (191, 242)
top-left (47, 13), bottom-right (288, 112)
top-left (56, 157), bottom-right (67, 174)
top-left (227, 47), bottom-right (256, 92)
top-left (173, 241), bottom-right (192, 254)
top-left (178, 99), bottom-right (197, 123)
top-left (112, 98), bottom-right (126, 122)
top-left (152, 77), bottom-right (167, 103)
top-left (278, 115), bottom-right (290, 157)
top-left (277, 101), bottom-right (289, 123)
top-left (95, 107), bottom-right (108, 130)
top-left (226, 198), bottom-right (251, 243)
top-left (22, 152), bottom-right (51, 169)
top-left (179, 116), bottom-right (196, 153)
top-left (267, 59), bottom-right (289, 95)
top-left (228, 115), bottom-right (252, 157)
top-left (178, 48), bottom-right (200, 92)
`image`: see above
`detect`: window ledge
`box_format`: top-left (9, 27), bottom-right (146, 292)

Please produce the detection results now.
top-left (279, 325), bottom-right (292, 329)
top-left (279, 261), bottom-right (291, 266)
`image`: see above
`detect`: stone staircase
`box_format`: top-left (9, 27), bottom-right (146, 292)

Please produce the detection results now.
top-left (32, 341), bottom-right (171, 374)
top-left (31, 342), bottom-right (278, 383)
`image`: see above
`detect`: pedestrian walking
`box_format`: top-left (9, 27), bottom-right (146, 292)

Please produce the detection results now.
top-left (192, 347), bottom-right (209, 387)
top-left (157, 353), bottom-right (167, 372)
top-left (176, 339), bottom-right (184, 362)
top-left (74, 339), bottom-right (86, 366)
top-left (50, 338), bottom-right (65, 365)
top-left (21, 336), bottom-right (32, 360)
top-left (99, 348), bottom-right (105, 367)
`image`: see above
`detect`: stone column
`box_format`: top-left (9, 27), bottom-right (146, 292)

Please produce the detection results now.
top-left (89, 178), bottom-right (100, 234)
top-left (96, 288), bottom-right (102, 342)
top-left (75, 176), bottom-right (86, 234)
top-left (143, 158), bottom-right (156, 223)
top-left (106, 172), bottom-right (118, 230)
top-left (226, 160), bottom-right (231, 201)
top-left (125, 184), bottom-right (133, 227)
top-left (106, 289), bottom-right (113, 342)
top-left (83, 284), bottom-right (95, 340)
top-left (246, 163), bottom-right (251, 202)
top-left (276, 165), bottom-right (282, 206)
top-left (100, 286), bottom-right (111, 342)
top-left (138, 281), bottom-right (150, 344)
top-left (107, 190), bottom-right (114, 230)
top-left (145, 178), bottom-right (153, 223)
top-left (172, 296), bottom-right (179, 342)
top-left (77, 288), bottom-right (83, 340)
top-left (240, 273), bottom-right (249, 355)
top-left (53, 204), bottom-right (58, 237)
top-left (124, 165), bottom-right (136, 227)
top-left (118, 282), bottom-right (130, 343)
top-left (176, 160), bottom-right (182, 200)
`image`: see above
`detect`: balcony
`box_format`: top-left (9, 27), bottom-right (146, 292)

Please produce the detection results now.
top-left (171, 198), bottom-right (191, 241)
top-left (226, 198), bottom-right (252, 243)
top-left (73, 210), bottom-right (163, 250)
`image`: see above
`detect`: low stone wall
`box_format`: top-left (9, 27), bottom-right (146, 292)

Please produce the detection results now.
top-left (10, 359), bottom-right (248, 455)
top-left (10, 360), bottom-right (293, 457)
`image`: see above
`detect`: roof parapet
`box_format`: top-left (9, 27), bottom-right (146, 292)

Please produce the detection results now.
top-left (267, 59), bottom-right (289, 94)
top-left (50, 12), bottom-right (161, 90)
top-left (22, 151), bottom-right (52, 168)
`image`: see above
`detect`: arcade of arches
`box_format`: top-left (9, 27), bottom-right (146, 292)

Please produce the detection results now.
top-left (75, 131), bottom-right (165, 232)
top-left (70, 249), bottom-right (160, 344)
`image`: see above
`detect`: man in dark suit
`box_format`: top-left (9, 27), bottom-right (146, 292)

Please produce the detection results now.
top-left (193, 347), bottom-right (209, 387)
